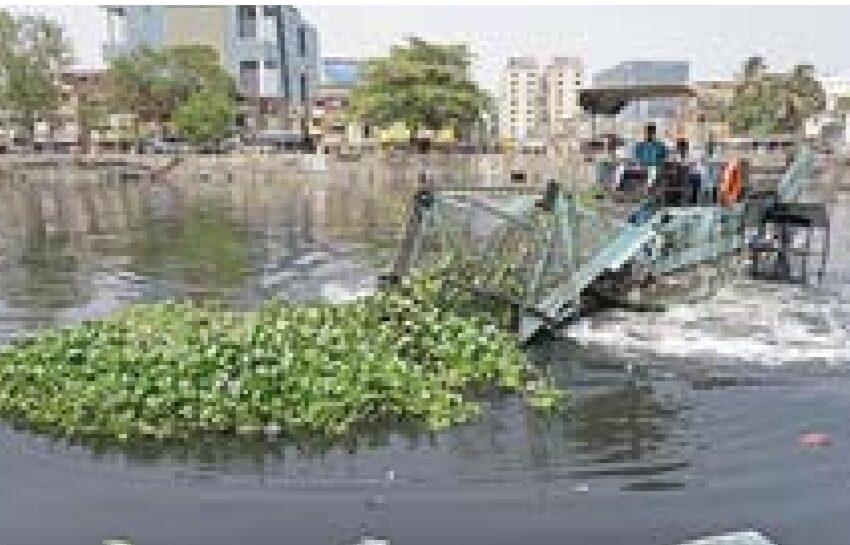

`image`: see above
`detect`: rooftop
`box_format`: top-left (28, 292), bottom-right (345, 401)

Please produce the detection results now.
top-left (507, 57), bottom-right (538, 70)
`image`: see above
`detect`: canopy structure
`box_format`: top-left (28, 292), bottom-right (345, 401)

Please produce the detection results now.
top-left (579, 84), bottom-right (699, 116)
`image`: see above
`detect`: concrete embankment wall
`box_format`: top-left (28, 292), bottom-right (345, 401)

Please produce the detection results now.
top-left (0, 152), bottom-right (630, 191)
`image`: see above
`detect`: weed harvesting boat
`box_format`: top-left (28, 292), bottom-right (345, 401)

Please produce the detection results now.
top-left (386, 85), bottom-right (832, 342)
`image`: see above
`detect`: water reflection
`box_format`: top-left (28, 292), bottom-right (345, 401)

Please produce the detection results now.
top-left (0, 170), bottom-right (412, 330)
top-left (126, 196), bottom-right (255, 298)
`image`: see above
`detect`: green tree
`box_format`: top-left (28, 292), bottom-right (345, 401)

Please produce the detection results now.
top-left (0, 10), bottom-right (70, 139)
top-left (726, 57), bottom-right (825, 136)
top-left (741, 55), bottom-right (766, 80)
top-left (106, 45), bottom-right (236, 127)
top-left (348, 37), bottom-right (491, 139)
top-left (172, 88), bottom-right (236, 144)
top-left (76, 99), bottom-right (108, 153)
top-left (787, 64), bottom-right (825, 120)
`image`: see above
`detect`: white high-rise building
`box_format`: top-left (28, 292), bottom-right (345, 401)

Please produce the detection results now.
top-left (500, 57), bottom-right (542, 143)
top-left (499, 56), bottom-right (585, 143)
top-left (544, 57), bottom-right (585, 136)
top-left (821, 76), bottom-right (850, 112)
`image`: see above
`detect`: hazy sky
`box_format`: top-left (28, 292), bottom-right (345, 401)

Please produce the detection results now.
top-left (10, 5), bottom-right (850, 90)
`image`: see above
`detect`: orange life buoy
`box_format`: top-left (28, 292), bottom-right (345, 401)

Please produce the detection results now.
top-left (719, 160), bottom-right (742, 206)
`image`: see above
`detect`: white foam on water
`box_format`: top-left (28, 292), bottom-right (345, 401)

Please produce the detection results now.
top-left (679, 530), bottom-right (776, 545)
top-left (353, 538), bottom-right (389, 545)
top-left (292, 253), bottom-right (323, 267)
top-left (564, 280), bottom-right (850, 366)
top-left (320, 281), bottom-right (374, 303)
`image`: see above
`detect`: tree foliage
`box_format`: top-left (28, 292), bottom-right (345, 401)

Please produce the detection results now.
top-left (172, 88), bottom-right (236, 144)
top-left (76, 99), bottom-right (109, 153)
top-left (726, 56), bottom-right (826, 136)
top-left (106, 45), bottom-right (236, 126)
top-left (347, 37), bottom-right (492, 134)
top-left (0, 10), bottom-right (70, 129)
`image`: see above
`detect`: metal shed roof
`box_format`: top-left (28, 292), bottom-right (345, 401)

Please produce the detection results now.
top-left (579, 84), bottom-right (698, 115)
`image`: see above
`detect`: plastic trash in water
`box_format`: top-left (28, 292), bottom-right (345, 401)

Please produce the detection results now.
top-left (571, 482), bottom-right (590, 493)
top-left (679, 530), bottom-right (776, 545)
top-left (799, 432), bottom-right (832, 447)
top-left (354, 536), bottom-right (389, 545)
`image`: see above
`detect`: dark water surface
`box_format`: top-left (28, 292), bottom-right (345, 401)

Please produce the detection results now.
top-left (0, 172), bottom-right (849, 545)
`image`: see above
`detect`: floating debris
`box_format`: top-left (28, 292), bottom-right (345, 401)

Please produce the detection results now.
top-left (798, 432), bottom-right (832, 448)
top-left (679, 530), bottom-right (776, 545)
top-left (103, 539), bottom-right (134, 545)
top-left (354, 536), bottom-right (389, 545)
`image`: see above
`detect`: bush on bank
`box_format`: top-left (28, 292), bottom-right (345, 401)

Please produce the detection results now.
top-left (0, 273), bottom-right (562, 442)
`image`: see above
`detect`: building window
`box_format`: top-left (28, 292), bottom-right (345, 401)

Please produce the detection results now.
top-left (237, 6), bottom-right (256, 39)
top-left (265, 60), bottom-right (278, 69)
top-left (297, 26), bottom-right (307, 57)
top-left (263, 6), bottom-right (277, 17)
top-left (239, 60), bottom-right (259, 96)
top-left (299, 73), bottom-right (308, 103)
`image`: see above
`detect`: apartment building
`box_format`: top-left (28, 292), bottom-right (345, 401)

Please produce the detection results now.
top-left (545, 57), bottom-right (585, 137)
top-left (499, 56), bottom-right (585, 145)
top-left (103, 5), bottom-right (319, 131)
top-left (821, 76), bottom-right (850, 112)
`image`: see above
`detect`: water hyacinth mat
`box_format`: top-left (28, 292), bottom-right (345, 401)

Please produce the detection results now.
top-left (0, 274), bottom-right (562, 443)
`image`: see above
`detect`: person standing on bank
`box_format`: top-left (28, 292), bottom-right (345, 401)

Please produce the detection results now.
top-left (634, 123), bottom-right (668, 187)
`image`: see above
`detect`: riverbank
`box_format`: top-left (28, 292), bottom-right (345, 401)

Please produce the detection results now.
top-left (0, 152), bottom-right (595, 189)
top-left (1, 151), bottom-right (845, 194)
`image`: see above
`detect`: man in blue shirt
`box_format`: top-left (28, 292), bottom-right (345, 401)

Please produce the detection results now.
top-left (634, 123), bottom-right (667, 169)
top-left (628, 123), bottom-right (668, 224)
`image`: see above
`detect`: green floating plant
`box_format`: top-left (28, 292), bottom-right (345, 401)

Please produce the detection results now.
top-left (0, 271), bottom-right (563, 443)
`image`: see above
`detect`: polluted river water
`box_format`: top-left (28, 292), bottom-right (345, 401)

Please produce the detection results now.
top-left (0, 166), bottom-right (848, 545)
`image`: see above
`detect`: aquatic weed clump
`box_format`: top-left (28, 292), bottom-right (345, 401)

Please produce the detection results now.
top-left (0, 273), bottom-right (562, 442)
